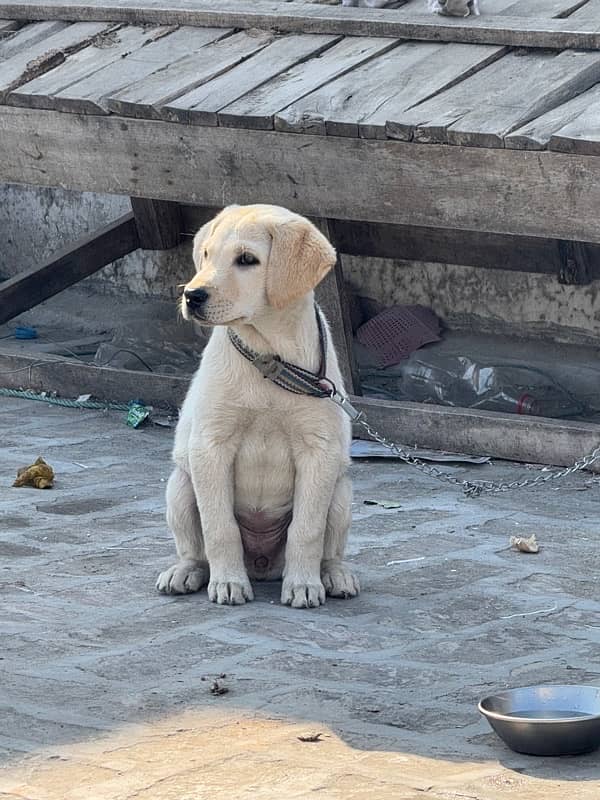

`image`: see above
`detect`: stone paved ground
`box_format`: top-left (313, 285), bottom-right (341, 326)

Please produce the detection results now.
top-left (1, 396), bottom-right (600, 799)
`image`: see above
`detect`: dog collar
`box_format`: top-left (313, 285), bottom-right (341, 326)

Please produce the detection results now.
top-left (227, 305), bottom-right (334, 399)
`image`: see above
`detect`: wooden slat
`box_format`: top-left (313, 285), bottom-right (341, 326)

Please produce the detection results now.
top-left (8, 25), bottom-right (173, 110)
top-left (219, 36), bottom-right (396, 130)
top-left (506, 83), bottom-right (600, 150)
top-left (0, 213), bottom-right (140, 325)
top-left (275, 40), bottom-right (503, 139)
top-left (548, 95), bottom-right (600, 155)
top-left (2, 1), bottom-right (600, 50)
top-left (34, 26), bottom-right (225, 114)
top-left (162, 33), bottom-right (337, 126)
top-left (570, 0), bottom-right (600, 19)
top-left (276, 0), bottom-right (599, 140)
top-left (105, 29), bottom-right (272, 120)
top-left (0, 21), bottom-right (111, 100)
top-left (5, 107), bottom-right (600, 244)
top-left (0, 20), bottom-right (68, 59)
top-left (386, 49), bottom-right (600, 147)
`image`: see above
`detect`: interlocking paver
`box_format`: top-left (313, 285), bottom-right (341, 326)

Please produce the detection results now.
top-left (1, 397), bottom-right (600, 797)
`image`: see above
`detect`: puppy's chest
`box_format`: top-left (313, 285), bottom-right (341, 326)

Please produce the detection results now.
top-left (234, 416), bottom-right (294, 479)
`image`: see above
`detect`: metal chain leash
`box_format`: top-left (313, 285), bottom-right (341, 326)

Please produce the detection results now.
top-left (329, 390), bottom-right (600, 497)
top-left (355, 415), bottom-right (600, 497)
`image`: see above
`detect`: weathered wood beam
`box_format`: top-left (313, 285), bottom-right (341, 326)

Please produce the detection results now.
top-left (1, 1), bottom-right (600, 49)
top-left (130, 197), bottom-right (182, 250)
top-left (4, 108), bottom-right (600, 244)
top-left (0, 212), bottom-right (140, 325)
top-left (182, 207), bottom-right (600, 281)
top-left (353, 396), bottom-right (600, 473)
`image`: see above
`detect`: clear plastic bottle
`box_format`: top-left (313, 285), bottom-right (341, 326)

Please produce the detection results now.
top-left (399, 357), bottom-right (584, 418)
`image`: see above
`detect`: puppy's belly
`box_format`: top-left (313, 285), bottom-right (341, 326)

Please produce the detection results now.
top-left (237, 510), bottom-right (292, 580)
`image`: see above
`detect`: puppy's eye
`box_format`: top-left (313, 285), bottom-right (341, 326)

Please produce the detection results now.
top-left (236, 252), bottom-right (259, 267)
top-left (203, 249), bottom-right (208, 259)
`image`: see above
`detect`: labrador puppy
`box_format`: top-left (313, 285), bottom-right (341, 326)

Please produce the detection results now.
top-left (157, 205), bottom-right (359, 608)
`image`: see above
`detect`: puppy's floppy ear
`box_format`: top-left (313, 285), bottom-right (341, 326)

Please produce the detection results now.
top-left (266, 216), bottom-right (337, 309)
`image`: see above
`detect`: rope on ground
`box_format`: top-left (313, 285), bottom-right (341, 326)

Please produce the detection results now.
top-left (0, 387), bottom-right (130, 412)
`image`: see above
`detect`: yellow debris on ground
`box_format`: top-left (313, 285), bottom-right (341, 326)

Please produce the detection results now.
top-left (13, 456), bottom-right (54, 489)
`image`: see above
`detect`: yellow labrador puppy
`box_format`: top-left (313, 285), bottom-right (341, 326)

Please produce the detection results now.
top-left (157, 204), bottom-right (359, 608)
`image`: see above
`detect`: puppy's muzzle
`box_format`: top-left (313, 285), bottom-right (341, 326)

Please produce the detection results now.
top-left (184, 287), bottom-right (210, 317)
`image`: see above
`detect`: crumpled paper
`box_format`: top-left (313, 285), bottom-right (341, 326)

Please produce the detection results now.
top-left (510, 534), bottom-right (540, 554)
top-left (13, 456), bottom-right (54, 489)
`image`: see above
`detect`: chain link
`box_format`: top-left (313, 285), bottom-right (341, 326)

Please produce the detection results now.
top-left (355, 415), bottom-right (600, 497)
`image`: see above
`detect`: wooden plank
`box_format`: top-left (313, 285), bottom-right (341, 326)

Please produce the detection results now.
top-left (130, 197), bottom-right (182, 249)
top-left (162, 33), bottom-right (337, 126)
top-left (0, 20), bottom-right (68, 59)
top-left (105, 29), bottom-right (272, 120)
top-left (34, 25), bottom-right (225, 114)
top-left (6, 107), bottom-right (600, 243)
top-left (3, 1), bottom-right (600, 50)
top-left (386, 48), bottom-right (600, 147)
top-left (0, 350), bottom-right (189, 408)
top-left (312, 218), bottom-right (361, 395)
top-left (0, 18), bottom-right (19, 35)
top-left (570, 0), bottom-right (600, 18)
top-left (326, 218), bottom-right (600, 280)
top-left (352, 396), bottom-right (600, 472)
top-left (0, 213), bottom-right (140, 325)
top-left (7, 25), bottom-right (173, 110)
top-left (0, 21), bottom-right (111, 100)
top-left (275, 40), bottom-right (503, 139)
top-left (219, 36), bottom-right (397, 130)
top-left (506, 83), bottom-right (600, 150)
top-left (549, 98), bottom-right (600, 155)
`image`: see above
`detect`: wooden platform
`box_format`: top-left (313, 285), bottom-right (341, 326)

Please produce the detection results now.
top-left (1, 0), bottom-right (600, 466)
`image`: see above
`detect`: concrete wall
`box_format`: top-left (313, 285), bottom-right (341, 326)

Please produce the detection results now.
top-left (2, 183), bottom-right (600, 345)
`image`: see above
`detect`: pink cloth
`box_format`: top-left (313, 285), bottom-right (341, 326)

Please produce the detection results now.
top-left (356, 305), bottom-right (441, 368)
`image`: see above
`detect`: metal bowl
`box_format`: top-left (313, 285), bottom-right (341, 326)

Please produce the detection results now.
top-left (479, 685), bottom-right (600, 756)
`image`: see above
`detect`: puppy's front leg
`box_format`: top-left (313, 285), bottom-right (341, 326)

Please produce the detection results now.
top-left (282, 449), bottom-right (340, 609)
top-left (189, 444), bottom-right (253, 605)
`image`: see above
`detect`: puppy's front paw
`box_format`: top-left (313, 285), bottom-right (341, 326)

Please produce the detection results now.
top-left (208, 576), bottom-right (254, 605)
top-left (156, 560), bottom-right (209, 594)
top-left (281, 578), bottom-right (326, 609)
top-left (321, 560), bottom-right (360, 599)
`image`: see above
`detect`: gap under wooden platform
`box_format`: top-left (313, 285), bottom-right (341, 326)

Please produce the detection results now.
top-left (1, 350), bottom-right (599, 472)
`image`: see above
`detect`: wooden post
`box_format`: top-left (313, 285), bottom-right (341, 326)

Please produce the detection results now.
top-left (130, 197), bottom-right (182, 250)
top-left (312, 218), bottom-right (361, 395)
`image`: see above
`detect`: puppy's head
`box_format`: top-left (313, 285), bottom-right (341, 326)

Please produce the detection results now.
top-left (182, 205), bottom-right (336, 325)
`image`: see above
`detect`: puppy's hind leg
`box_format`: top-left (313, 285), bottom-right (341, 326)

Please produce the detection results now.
top-left (321, 475), bottom-right (360, 599)
top-left (156, 466), bottom-right (209, 594)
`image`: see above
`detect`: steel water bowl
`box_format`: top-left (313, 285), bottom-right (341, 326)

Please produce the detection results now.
top-left (479, 685), bottom-right (600, 756)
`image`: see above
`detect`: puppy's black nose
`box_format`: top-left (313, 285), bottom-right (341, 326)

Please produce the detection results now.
top-left (184, 288), bottom-right (209, 308)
